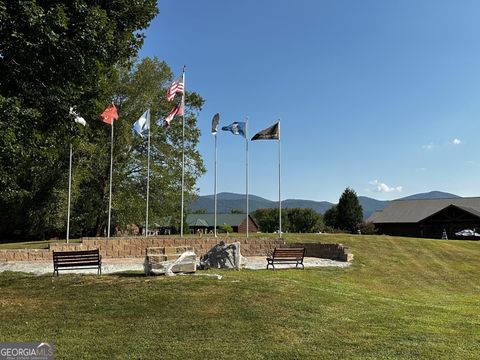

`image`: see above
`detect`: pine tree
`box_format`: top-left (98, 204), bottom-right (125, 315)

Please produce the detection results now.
top-left (336, 187), bottom-right (363, 232)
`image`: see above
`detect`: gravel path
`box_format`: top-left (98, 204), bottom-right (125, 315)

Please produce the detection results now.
top-left (0, 256), bottom-right (350, 275)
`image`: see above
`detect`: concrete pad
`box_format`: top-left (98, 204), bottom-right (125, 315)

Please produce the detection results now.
top-left (0, 256), bottom-right (350, 275)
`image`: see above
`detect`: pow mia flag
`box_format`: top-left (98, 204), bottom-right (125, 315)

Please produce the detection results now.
top-left (251, 122), bottom-right (280, 141)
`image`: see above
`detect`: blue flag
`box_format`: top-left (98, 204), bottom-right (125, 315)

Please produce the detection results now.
top-left (221, 122), bottom-right (246, 138)
top-left (133, 109), bottom-right (150, 137)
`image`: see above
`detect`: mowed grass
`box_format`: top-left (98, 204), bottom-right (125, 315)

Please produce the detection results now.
top-left (1, 234), bottom-right (479, 359)
top-left (0, 239), bottom-right (82, 249)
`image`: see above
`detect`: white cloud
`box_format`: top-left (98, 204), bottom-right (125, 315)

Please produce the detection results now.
top-left (422, 143), bottom-right (435, 150)
top-left (452, 138), bottom-right (461, 145)
top-left (369, 180), bottom-right (403, 193)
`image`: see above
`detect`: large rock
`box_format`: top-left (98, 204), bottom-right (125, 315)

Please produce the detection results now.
top-left (144, 247), bottom-right (196, 276)
top-left (199, 241), bottom-right (245, 269)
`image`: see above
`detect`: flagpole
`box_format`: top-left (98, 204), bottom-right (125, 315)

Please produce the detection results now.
top-left (66, 142), bottom-right (73, 243)
top-left (180, 66), bottom-right (186, 237)
top-left (214, 132), bottom-right (218, 238)
top-left (246, 117), bottom-right (249, 238)
top-left (107, 120), bottom-right (114, 238)
top-left (278, 121), bottom-right (282, 237)
top-left (145, 109), bottom-right (151, 237)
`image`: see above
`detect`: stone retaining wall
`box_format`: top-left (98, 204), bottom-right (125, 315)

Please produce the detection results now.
top-left (52, 237), bottom-right (284, 259)
top-left (0, 249), bottom-right (51, 262)
top-left (0, 237), bottom-right (353, 262)
top-left (283, 242), bottom-right (353, 262)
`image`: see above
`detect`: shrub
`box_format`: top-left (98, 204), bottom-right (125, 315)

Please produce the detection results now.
top-left (359, 221), bottom-right (377, 235)
top-left (218, 224), bottom-right (233, 233)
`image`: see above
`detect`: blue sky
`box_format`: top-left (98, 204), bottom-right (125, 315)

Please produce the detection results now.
top-left (139, 0), bottom-right (480, 203)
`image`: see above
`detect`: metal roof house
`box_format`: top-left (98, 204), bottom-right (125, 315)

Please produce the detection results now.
top-left (368, 197), bottom-right (480, 239)
top-left (186, 214), bottom-right (258, 234)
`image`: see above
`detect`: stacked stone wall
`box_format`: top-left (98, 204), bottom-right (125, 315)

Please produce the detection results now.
top-left (283, 242), bottom-right (353, 262)
top-left (0, 249), bottom-right (51, 262)
top-left (0, 237), bottom-right (353, 262)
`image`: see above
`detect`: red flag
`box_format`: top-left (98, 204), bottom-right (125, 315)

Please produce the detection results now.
top-left (100, 103), bottom-right (119, 125)
top-left (167, 74), bottom-right (184, 101)
top-left (163, 103), bottom-right (183, 128)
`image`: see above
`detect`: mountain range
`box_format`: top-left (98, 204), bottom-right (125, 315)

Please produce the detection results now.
top-left (190, 191), bottom-right (461, 219)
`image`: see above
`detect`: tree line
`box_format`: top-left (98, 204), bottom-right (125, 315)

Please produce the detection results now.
top-left (0, 2), bottom-right (206, 240)
top-left (252, 187), bottom-right (375, 234)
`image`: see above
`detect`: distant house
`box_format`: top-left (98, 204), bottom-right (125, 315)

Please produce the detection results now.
top-left (368, 197), bottom-right (480, 239)
top-left (186, 214), bottom-right (258, 234)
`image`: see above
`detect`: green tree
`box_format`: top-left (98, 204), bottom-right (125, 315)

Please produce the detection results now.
top-left (70, 57), bottom-right (205, 236)
top-left (0, 1), bottom-right (158, 239)
top-left (193, 209), bottom-right (207, 214)
top-left (252, 208), bottom-right (288, 233)
top-left (336, 187), bottom-right (363, 232)
top-left (324, 205), bottom-right (338, 228)
top-left (252, 208), bottom-right (276, 233)
top-left (287, 208), bottom-right (323, 233)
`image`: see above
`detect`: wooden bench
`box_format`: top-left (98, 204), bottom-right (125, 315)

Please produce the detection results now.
top-left (266, 247), bottom-right (305, 270)
top-left (53, 249), bottom-right (102, 276)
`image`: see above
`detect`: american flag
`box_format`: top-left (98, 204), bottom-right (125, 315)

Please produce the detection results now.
top-left (167, 74), bottom-right (184, 101)
top-left (163, 103), bottom-right (184, 127)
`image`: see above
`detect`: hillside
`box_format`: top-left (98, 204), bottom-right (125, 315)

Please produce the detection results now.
top-left (192, 192), bottom-right (333, 214)
top-left (358, 196), bottom-right (389, 218)
top-left (399, 191), bottom-right (461, 200)
top-left (191, 191), bottom-right (460, 219)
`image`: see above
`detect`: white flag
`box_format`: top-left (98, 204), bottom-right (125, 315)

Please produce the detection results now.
top-left (69, 107), bottom-right (86, 126)
top-left (133, 109), bottom-right (150, 137)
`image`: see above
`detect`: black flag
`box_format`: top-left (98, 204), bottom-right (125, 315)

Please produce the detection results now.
top-left (211, 113), bottom-right (220, 135)
top-left (251, 122), bottom-right (280, 141)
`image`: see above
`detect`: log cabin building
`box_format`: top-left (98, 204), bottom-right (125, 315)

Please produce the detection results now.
top-left (368, 197), bottom-right (480, 239)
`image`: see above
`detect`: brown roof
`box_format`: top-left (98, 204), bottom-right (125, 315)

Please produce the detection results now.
top-left (368, 197), bottom-right (480, 223)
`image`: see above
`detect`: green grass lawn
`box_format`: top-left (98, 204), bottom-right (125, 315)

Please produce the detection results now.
top-left (1, 234), bottom-right (479, 359)
top-left (0, 239), bottom-right (82, 249)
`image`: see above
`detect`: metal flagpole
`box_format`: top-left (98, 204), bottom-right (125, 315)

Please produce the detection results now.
top-left (214, 132), bottom-right (218, 237)
top-left (180, 66), bottom-right (186, 237)
top-left (246, 117), bottom-right (249, 238)
top-left (145, 109), bottom-right (151, 237)
top-left (107, 120), bottom-right (114, 238)
top-left (66, 142), bottom-right (73, 243)
top-left (278, 121), bottom-right (282, 237)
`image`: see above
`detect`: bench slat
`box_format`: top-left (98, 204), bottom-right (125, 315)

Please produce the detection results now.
top-left (55, 256), bottom-right (100, 262)
top-left (55, 262), bottom-right (100, 265)
top-left (273, 255), bottom-right (303, 256)
top-left (54, 250), bottom-right (99, 256)
top-left (56, 262), bottom-right (100, 267)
